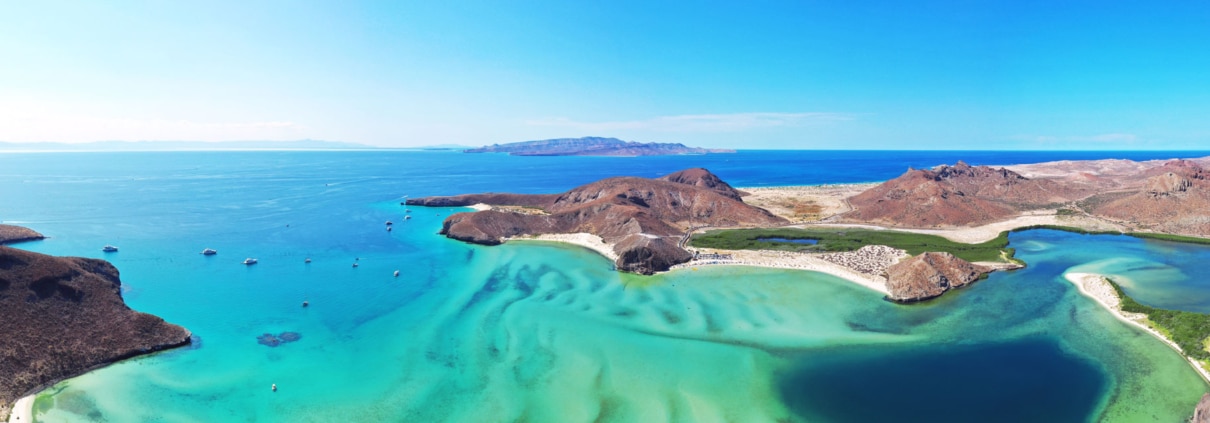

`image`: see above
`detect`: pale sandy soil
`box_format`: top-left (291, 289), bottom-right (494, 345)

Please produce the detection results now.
top-left (468, 203), bottom-right (492, 211)
top-left (1065, 272), bottom-right (1210, 384)
top-left (808, 210), bottom-right (1128, 244)
top-left (740, 183), bottom-right (876, 223)
top-left (6, 395), bottom-right (32, 423)
top-left (671, 249), bottom-right (891, 295)
top-left (505, 233), bottom-right (619, 261)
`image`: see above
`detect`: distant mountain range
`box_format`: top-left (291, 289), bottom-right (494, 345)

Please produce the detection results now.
top-left (464, 137), bottom-right (735, 156)
top-left (0, 140), bottom-right (376, 151)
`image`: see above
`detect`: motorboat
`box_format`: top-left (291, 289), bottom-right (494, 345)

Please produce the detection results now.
top-left (243, 258), bottom-right (258, 265)
top-left (394, 270), bottom-right (400, 277)
top-left (102, 245), bottom-right (119, 252)
top-left (201, 248), bottom-right (217, 255)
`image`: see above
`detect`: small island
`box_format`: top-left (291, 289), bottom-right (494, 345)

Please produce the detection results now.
top-left (463, 136), bottom-right (735, 156)
top-left (0, 238), bottom-right (191, 420)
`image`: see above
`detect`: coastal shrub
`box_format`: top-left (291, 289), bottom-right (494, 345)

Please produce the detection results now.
top-left (1009, 225), bottom-right (1123, 236)
top-left (689, 228), bottom-right (1011, 263)
top-left (1109, 279), bottom-right (1210, 361)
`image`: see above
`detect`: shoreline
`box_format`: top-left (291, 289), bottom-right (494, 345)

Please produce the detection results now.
top-left (670, 249), bottom-right (891, 295)
top-left (1064, 272), bottom-right (1210, 384)
top-left (505, 233), bottom-right (620, 262)
top-left (6, 395), bottom-right (32, 423)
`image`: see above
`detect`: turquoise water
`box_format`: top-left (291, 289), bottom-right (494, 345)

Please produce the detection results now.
top-left (2, 151), bottom-right (1209, 422)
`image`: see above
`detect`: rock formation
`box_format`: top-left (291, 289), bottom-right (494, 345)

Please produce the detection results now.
top-left (0, 225), bottom-right (44, 245)
top-left (463, 137), bottom-right (735, 156)
top-left (0, 246), bottom-right (190, 418)
top-left (1192, 393), bottom-right (1210, 423)
top-left (409, 168), bottom-right (786, 274)
top-left (844, 161), bottom-right (1084, 227)
top-left (885, 252), bottom-right (990, 302)
top-left (1082, 160), bottom-right (1210, 236)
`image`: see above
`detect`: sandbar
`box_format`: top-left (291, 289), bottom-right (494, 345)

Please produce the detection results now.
top-left (1064, 272), bottom-right (1210, 384)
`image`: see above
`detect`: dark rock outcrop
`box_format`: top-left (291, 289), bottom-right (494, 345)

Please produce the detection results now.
top-left (464, 137), bottom-right (735, 156)
top-left (885, 252), bottom-right (990, 302)
top-left (0, 246), bottom-right (190, 418)
top-left (410, 168), bottom-right (785, 274)
top-left (1192, 393), bottom-right (1210, 423)
top-left (612, 234), bottom-right (694, 275)
top-left (0, 225), bottom-right (44, 245)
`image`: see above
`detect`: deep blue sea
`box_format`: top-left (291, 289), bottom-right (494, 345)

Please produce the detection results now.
top-left (2, 150), bottom-right (1209, 422)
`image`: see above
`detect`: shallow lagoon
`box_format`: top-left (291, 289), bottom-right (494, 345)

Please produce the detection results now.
top-left (3, 151), bottom-right (1209, 422)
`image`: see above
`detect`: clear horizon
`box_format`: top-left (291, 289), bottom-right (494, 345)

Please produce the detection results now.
top-left (2, 1), bottom-right (1208, 150)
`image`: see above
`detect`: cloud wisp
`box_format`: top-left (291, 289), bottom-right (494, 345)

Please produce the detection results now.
top-left (526, 112), bottom-right (855, 133)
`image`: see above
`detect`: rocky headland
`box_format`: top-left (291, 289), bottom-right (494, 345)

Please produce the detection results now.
top-left (407, 168), bottom-right (785, 274)
top-left (884, 252), bottom-right (990, 302)
top-left (463, 137), bottom-right (735, 157)
top-left (0, 225), bottom-right (44, 245)
top-left (0, 245), bottom-right (191, 419)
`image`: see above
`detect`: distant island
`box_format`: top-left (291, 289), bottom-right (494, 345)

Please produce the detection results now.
top-left (463, 137), bottom-right (735, 156)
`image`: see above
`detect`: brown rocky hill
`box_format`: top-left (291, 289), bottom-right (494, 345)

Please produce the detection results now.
top-left (885, 252), bottom-right (990, 302)
top-left (407, 168), bottom-right (785, 274)
top-left (0, 246), bottom-right (190, 418)
top-left (1083, 160), bottom-right (1210, 236)
top-left (0, 225), bottom-right (44, 245)
top-left (844, 161), bottom-right (1087, 227)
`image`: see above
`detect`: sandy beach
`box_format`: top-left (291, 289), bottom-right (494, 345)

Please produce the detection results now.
top-left (671, 248), bottom-right (892, 295)
top-left (1065, 272), bottom-right (1210, 384)
top-left (6, 395), bottom-right (32, 423)
top-left (505, 233), bottom-right (620, 262)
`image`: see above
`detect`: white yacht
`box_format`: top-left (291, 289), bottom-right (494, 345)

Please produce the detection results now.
top-left (201, 248), bottom-right (217, 255)
top-left (102, 245), bottom-right (119, 252)
top-left (243, 258), bottom-right (258, 265)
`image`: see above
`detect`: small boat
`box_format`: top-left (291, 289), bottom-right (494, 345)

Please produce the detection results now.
top-left (387, 227), bottom-right (393, 232)
top-left (102, 245), bottom-right (119, 252)
top-left (352, 262), bottom-right (359, 268)
top-left (243, 258), bottom-right (258, 265)
top-left (404, 209), bottom-right (411, 213)
top-left (305, 258), bottom-right (311, 263)
top-left (302, 300), bottom-right (309, 308)
top-left (393, 270), bottom-right (400, 277)
top-left (201, 248), bottom-right (217, 255)
top-left (272, 384), bottom-right (277, 392)
top-left (404, 215), bottom-right (412, 220)
top-left (385, 221), bottom-right (393, 226)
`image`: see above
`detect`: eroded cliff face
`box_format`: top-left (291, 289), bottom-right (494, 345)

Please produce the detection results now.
top-left (885, 252), bottom-right (990, 302)
top-left (410, 168), bottom-right (785, 274)
top-left (0, 246), bottom-right (190, 418)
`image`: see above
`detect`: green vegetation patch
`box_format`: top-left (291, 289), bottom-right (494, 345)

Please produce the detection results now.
top-left (1109, 279), bottom-right (1210, 360)
top-left (689, 227), bottom-right (1012, 263)
top-left (1129, 232), bottom-right (1210, 245)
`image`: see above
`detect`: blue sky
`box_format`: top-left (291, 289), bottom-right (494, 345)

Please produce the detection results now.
top-left (1, 1), bottom-right (1208, 149)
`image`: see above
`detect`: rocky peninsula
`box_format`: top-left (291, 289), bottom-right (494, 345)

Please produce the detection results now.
top-left (0, 225), bottom-right (44, 245)
top-left (464, 137), bottom-right (735, 156)
top-left (0, 245), bottom-right (191, 420)
top-left (407, 168), bottom-right (785, 274)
